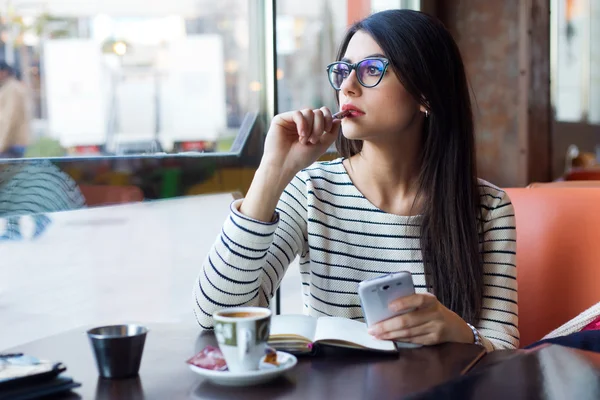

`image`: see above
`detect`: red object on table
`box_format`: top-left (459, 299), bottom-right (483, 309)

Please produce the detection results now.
top-left (186, 345), bottom-right (227, 371)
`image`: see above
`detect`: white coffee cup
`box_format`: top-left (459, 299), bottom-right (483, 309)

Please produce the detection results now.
top-left (213, 307), bottom-right (272, 373)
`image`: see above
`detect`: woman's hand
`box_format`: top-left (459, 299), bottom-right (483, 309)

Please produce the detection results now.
top-left (261, 107), bottom-right (342, 179)
top-left (239, 107), bottom-right (341, 222)
top-left (367, 293), bottom-right (475, 346)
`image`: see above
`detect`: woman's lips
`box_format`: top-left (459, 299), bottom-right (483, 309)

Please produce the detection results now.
top-left (345, 110), bottom-right (365, 118)
top-left (341, 104), bottom-right (365, 118)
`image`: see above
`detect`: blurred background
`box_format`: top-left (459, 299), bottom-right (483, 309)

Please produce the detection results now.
top-left (0, 0), bottom-right (597, 185)
top-left (1, 0), bottom-right (600, 347)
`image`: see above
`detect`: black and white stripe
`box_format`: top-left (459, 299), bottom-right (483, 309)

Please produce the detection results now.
top-left (194, 158), bottom-right (519, 351)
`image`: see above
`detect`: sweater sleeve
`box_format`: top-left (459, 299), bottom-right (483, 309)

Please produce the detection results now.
top-left (193, 174), bottom-right (308, 329)
top-left (477, 191), bottom-right (519, 351)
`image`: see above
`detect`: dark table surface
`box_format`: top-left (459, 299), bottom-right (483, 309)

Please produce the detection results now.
top-left (415, 343), bottom-right (600, 400)
top-left (5, 323), bottom-right (488, 399)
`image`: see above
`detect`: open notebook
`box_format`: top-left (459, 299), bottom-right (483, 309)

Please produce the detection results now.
top-left (268, 314), bottom-right (420, 355)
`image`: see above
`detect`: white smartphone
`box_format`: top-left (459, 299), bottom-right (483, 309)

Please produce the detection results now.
top-left (358, 271), bottom-right (416, 328)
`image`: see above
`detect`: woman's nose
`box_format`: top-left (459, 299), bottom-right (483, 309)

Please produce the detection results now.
top-left (340, 69), bottom-right (362, 97)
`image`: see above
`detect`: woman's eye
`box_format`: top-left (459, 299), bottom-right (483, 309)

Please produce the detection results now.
top-left (367, 66), bottom-right (382, 75)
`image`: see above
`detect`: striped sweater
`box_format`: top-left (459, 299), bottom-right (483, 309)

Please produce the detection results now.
top-left (194, 158), bottom-right (518, 351)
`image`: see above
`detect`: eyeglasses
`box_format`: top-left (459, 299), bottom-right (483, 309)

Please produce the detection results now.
top-left (326, 58), bottom-right (389, 91)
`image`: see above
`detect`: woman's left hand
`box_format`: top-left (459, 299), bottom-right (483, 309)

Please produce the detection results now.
top-left (367, 293), bottom-right (475, 346)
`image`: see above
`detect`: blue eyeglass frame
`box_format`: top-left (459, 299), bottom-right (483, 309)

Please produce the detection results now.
top-left (325, 58), bottom-right (390, 90)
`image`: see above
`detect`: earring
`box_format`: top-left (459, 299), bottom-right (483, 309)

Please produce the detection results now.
top-left (424, 109), bottom-right (429, 118)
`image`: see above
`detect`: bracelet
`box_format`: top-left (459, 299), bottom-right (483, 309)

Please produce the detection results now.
top-left (466, 323), bottom-right (483, 346)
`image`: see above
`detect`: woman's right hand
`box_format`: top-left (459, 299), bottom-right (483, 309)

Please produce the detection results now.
top-left (261, 107), bottom-right (342, 178)
top-left (239, 107), bottom-right (341, 222)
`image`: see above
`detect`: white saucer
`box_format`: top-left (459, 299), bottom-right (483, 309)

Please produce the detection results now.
top-left (188, 351), bottom-right (297, 387)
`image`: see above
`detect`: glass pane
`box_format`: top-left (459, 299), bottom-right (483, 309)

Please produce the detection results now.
top-left (275, 1), bottom-right (419, 115)
top-left (371, 0), bottom-right (420, 13)
top-left (0, 1), bottom-right (270, 347)
top-left (275, 1), bottom-right (345, 114)
top-left (0, 0), bottom-right (265, 158)
top-left (551, 0), bottom-right (600, 123)
top-left (590, 0), bottom-right (600, 123)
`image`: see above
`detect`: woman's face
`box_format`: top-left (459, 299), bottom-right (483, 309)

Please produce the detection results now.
top-left (337, 31), bottom-right (422, 143)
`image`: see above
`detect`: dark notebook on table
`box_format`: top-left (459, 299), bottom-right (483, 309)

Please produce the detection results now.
top-left (0, 354), bottom-right (81, 400)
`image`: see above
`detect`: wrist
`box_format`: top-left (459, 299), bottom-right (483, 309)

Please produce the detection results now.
top-left (450, 316), bottom-right (478, 345)
top-left (258, 157), bottom-right (298, 184)
top-left (254, 163), bottom-right (295, 194)
top-left (447, 311), bottom-right (478, 344)
top-left (239, 164), bottom-right (294, 222)
top-left (254, 160), bottom-right (298, 194)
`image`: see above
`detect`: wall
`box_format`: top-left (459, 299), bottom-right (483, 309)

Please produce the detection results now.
top-left (435, 0), bottom-right (551, 187)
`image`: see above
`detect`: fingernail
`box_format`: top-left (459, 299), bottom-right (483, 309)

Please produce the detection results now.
top-left (300, 130), bottom-right (306, 137)
top-left (368, 327), bottom-right (379, 335)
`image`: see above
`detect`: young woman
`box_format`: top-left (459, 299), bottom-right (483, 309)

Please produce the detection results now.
top-left (194, 10), bottom-right (518, 352)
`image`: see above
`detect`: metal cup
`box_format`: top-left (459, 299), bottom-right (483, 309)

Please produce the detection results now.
top-left (87, 324), bottom-right (148, 379)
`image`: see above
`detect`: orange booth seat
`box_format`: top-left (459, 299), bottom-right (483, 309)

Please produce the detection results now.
top-left (79, 184), bottom-right (144, 207)
top-left (504, 188), bottom-right (600, 347)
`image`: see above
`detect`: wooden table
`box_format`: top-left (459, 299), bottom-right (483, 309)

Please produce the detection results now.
top-left (417, 343), bottom-right (600, 399)
top-left (6, 324), bottom-right (487, 399)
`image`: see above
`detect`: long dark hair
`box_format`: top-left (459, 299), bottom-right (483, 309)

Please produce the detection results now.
top-left (335, 10), bottom-right (483, 324)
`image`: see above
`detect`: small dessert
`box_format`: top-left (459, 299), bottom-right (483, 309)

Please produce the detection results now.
top-left (263, 347), bottom-right (279, 366)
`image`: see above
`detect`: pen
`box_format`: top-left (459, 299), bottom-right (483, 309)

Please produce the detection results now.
top-left (332, 110), bottom-right (350, 119)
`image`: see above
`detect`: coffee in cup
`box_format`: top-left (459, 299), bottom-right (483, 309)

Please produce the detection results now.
top-left (219, 311), bottom-right (265, 318)
top-left (213, 307), bottom-right (272, 373)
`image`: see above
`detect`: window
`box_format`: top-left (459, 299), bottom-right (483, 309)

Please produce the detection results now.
top-left (0, 1), bottom-right (272, 347)
top-left (551, 0), bottom-right (600, 123)
top-left (0, 0), bottom-right (267, 158)
top-left (275, 0), bottom-right (419, 114)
